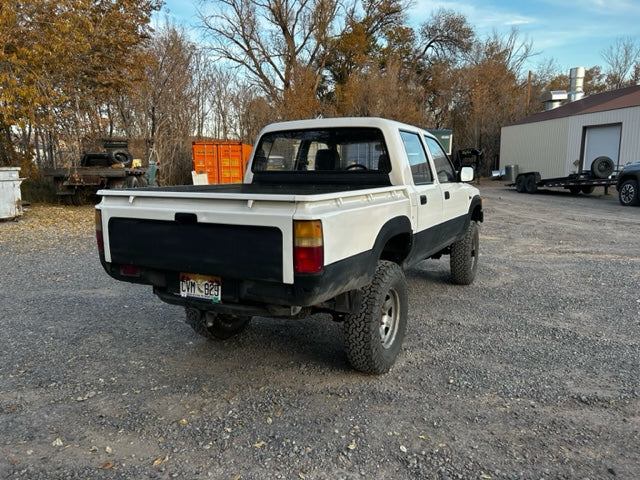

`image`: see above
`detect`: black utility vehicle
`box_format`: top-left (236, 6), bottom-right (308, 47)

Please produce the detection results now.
top-left (617, 161), bottom-right (640, 206)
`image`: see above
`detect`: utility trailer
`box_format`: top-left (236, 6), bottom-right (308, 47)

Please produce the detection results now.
top-left (43, 139), bottom-right (147, 205)
top-left (511, 155), bottom-right (618, 195)
top-left (44, 166), bottom-right (147, 205)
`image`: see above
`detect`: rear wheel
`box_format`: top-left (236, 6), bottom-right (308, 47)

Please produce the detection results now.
top-left (581, 186), bottom-right (595, 194)
top-left (344, 261), bottom-right (407, 374)
top-left (450, 221), bottom-right (479, 285)
top-left (568, 186), bottom-right (581, 195)
top-left (185, 308), bottom-right (251, 340)
top-left (525, 174), bottom-right (537, 193)
top-left (125, 175), bottom-right (139, 188)
top-left (515, 175), bottom-right (526, 193)
top-left (618, 179), bottom-right (640, 206)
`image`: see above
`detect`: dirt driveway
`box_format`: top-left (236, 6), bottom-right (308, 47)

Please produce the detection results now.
top-left (1, 182), bottom-right (639, 479)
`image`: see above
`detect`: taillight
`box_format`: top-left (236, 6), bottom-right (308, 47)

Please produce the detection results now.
top-left (294, 220), bottom-right (323, 274)
top-left (120, 264), bottom-right (141, 277)
top-left (95, 209), bottom-right (104, 253)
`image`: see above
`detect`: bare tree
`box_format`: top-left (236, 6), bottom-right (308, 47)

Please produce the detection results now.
top-left (118, 23), bottom-right (198, 185)
top-left (602, 37), bottom-right (640, 89)
top-left (417, 8), bottom-right (474, 63)
top-left (200, 0), bottom-right (341, 118)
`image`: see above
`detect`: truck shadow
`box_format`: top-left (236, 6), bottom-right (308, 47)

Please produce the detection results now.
top-left (186, 314), bottom-right (353, 374)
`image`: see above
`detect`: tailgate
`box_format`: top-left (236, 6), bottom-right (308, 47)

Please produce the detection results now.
top-left (108, 218), bottom-right (283, 282)
top-left (97, 190), bottom-right (298, 283)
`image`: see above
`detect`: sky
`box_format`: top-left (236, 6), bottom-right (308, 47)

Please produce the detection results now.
top-left (157, 0), bottom-right (640, 75)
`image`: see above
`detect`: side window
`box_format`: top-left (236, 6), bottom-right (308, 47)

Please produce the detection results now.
top-left (425, 136), bottom-right (455, 183)
top-left (400, 131), bottom-right (433, 184)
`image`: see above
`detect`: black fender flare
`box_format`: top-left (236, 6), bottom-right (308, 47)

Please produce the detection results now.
top-left (459, 194), bottom-right (484, 232)
top-left (370, 216), bottom-right (413, 269)
top-left (469, 194), bottom-right (484, 224)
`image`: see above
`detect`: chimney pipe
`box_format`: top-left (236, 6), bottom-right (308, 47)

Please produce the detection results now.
top-left (569, 67), bottom-right (585, 102)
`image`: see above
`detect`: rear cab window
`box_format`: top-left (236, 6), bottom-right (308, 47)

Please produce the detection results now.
top-left (253, 128), bottom-right (391, 172)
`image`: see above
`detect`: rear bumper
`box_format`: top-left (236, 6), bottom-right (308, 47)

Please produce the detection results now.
top-left (99, 248), bottom-right (373, 316)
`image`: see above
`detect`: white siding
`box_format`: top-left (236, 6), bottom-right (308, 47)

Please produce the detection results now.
top-left (500, 118), bottom-right (570, 178)
top-left (501, 105), bottom-right (640, 179)
top-left (566, 105), bottom-right (640, 170)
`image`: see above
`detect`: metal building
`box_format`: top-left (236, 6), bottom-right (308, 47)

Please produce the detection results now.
top-left (500, 84), bottom-right (640, 179)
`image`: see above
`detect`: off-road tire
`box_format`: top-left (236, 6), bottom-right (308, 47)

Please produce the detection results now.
top-left (344, 261), bottom-right (408, 374)
top-left (591, 156), bottom-right (614, 179)
top-left (618, 179), bottom-right (640, 206)
top-left (450, 221), bottom-right (479, 285)
top-left (185, 308), bottom-right (251, 340)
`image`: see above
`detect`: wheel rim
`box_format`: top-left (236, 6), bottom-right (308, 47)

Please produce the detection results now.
top-left (470, 230), bottom-right (479, 270)
top-left (621, 184), bottom-right (635, 203)
top-left (379, 288), bottom-right (401, 349)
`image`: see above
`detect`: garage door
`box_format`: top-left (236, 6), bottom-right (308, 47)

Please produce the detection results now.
top-left (582, 124), bottom-right (621, 171)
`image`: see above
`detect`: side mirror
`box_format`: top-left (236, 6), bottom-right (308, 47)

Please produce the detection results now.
top-left (459, 166), bottom-right (474, 183)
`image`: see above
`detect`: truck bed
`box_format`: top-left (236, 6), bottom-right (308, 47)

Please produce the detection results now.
top-left (135, 182), bottom-right (391, 196)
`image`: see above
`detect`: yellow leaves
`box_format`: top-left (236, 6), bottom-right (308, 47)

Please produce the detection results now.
top-left (152, 455), bottom-right (169, 467)
top-left (0, 0), bottom-right (160, 128)
top-left (253, 441), bottom-right (266, 448)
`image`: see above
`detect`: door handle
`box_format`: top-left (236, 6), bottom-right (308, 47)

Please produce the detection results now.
top-left (420, 195), bottom-right (427, 205)
top-left (444, 191), bottom-right (450, 200)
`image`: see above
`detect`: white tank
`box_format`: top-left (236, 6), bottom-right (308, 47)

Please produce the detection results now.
top-left (0, 167), bottom-right (23, 220)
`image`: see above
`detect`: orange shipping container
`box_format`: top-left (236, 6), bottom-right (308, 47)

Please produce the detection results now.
top-left (192, 141), bottom-right (253, 184)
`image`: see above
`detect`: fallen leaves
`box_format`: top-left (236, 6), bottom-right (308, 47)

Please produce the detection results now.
top-left (152, 455), bottom-right (169, 467)
top-left (0, 204), bottom-right (95, 252)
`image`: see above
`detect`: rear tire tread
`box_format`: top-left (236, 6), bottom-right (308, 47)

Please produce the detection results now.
top-left (450, 221), bottom-right (479, 285)
top-left (344, 261), bottom-right (407, 374)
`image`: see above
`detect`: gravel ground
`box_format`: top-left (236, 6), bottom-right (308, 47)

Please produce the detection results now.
top-left (1, 182), bottom-right (639, 480)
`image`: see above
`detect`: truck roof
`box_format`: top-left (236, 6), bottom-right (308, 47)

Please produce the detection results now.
top-left (258, 117), bottom-right (437, 140)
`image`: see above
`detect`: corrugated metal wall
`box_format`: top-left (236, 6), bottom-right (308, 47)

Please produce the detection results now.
top-left (567, 105), bottom-right (640, 170)
top-left (500, 118), bottom-right (570, 178)
top-left (501, 105), bottom-right (640, 178)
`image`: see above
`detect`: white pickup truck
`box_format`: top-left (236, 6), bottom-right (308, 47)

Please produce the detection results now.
top-left (95, 117), bottom-right (483, 373)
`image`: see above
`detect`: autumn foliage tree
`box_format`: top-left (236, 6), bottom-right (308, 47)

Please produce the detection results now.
top-left (0, 0), bottom-right (161, 168)
top-left (2, 0), bottom-right (638, 189)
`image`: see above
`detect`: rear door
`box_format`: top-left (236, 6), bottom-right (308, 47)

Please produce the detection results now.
top-left (398, 130), bottom-right (444, 258)
top-left (423, 135), bottom-right (470, 220)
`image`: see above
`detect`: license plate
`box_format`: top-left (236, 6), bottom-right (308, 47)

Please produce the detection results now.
top-left (179, 273), bottom-right (221, 302)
